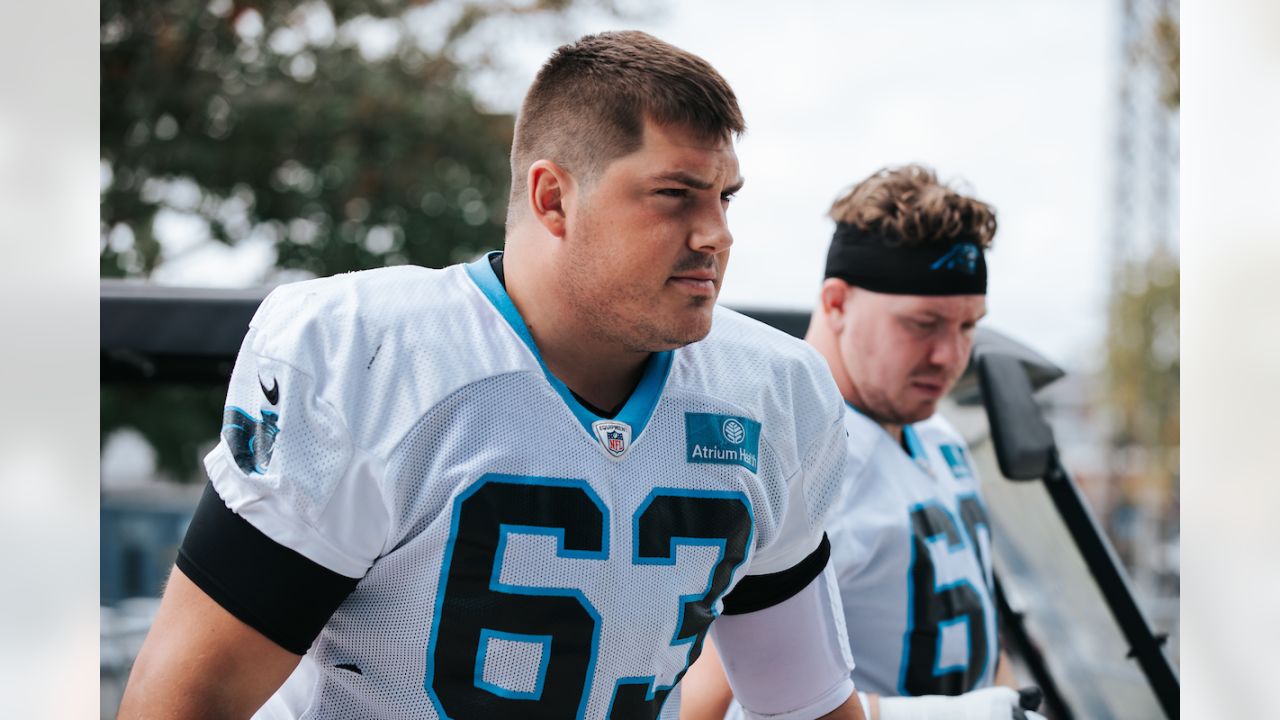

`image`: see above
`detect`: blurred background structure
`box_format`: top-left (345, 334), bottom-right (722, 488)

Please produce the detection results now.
top-left (100, 1), bottom-right (1179, 717)
top-left (1098, 0), bottom-right (1180, 667)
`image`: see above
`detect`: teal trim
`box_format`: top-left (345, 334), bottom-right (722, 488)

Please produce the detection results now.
top-left (474, 629), bottom-right (553, 700)
top-left (903, 424), bottom-right (926, 460)
top-left (903, 423), bottom-right (934, 476)
top-left (464, 253), bottom-right (673, 441)
top-left (845, 403), bottom-right (933, 476)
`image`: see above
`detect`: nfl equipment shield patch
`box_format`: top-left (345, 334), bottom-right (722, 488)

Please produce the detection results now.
top-left (591, 420), bottom-right (632, 459)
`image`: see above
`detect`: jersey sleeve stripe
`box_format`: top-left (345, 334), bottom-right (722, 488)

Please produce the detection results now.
top-left (719, 532), bottom-right (831, 615)
top-left (176, 482), bottom-right (360, 655)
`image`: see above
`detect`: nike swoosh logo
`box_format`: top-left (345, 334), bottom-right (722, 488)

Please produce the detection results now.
top-left (259, 376), bottom-right (280, 405)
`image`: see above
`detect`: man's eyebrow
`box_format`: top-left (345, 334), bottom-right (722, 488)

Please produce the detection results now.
top-left (652, 172), bottom-right (746, 194)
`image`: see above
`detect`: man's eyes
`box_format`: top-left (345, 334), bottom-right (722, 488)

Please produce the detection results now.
top-left (910, 319), bottom-right (938, 332)
top-left (906, 319), bottom-right (980, 334)
top-left (653, 188), bottom-right (737, 204)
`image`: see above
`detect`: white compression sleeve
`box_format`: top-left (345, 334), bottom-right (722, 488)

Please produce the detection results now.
top-left (709, 562), bottom-right (855, 720)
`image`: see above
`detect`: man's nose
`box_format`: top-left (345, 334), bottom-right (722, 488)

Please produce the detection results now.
top-left (690, 205), bottom-right (733, 255)
top-left (929, 332), bottom-right (968, 370)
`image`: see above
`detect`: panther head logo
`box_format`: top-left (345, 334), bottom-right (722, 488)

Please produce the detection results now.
top-left (221, 407), bottom-right (280, 475)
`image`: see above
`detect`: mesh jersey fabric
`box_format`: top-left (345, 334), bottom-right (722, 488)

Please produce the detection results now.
top-left (203, 257), bottom-right (848, 719)
top-left (826, 407), bottom-right (998, 698)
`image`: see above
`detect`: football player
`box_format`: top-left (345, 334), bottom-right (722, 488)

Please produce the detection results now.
top-left (119, 32), bottom-right (866, 720)
top-left (681, 166), bottom-right (1045, 720)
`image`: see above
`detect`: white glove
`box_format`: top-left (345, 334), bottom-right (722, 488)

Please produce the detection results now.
top-left (876, 686), bottom-right (1047, 720)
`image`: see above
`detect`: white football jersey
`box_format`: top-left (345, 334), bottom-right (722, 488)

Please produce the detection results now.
top-left (203, 255), bottom-right (848, 719)
top-left (827, 406), bottom-right (997, 697)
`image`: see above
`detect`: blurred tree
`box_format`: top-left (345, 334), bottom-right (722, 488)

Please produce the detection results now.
top-left (1102, 3), bottom-right (1178, 570)
top-left (1151, 9), bottom-right (1179, 110)
top-left (1106, 5), bottom-right (1179, 456)
top-left (101, 384), bottom-right (229, 482)
top-left (1104, 250), bottom-right (1179, 487)
top-left (100, 0), bottom-right (637, 480)
top-left (101, 0), bottom-right (628, 281)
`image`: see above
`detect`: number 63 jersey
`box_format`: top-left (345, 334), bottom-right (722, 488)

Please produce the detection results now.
top-left (826, 406), bottom-right (998, 699)
top-left (182, 255), bottom-right (849, 720)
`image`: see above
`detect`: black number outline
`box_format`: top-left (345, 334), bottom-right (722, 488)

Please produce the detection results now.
top-left (425, 477), bottom-right (754, 720)
top-left (898, 500), bottom-right (992, 696)
top-left (607, 488), bottom-right (753, 719)
top-left (424, 474), bottom-right (608, 720)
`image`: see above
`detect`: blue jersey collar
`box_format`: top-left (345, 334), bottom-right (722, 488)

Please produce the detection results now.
top-left (465, 252), bottom-right (673, 445)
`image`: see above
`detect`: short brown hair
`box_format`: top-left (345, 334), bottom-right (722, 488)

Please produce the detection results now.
top-left (507, 31), bottom-right (745, 223)
top-left (828, 164), bottom-right (997, 248)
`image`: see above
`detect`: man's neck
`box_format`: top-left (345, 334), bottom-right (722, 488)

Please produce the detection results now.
top-left (543, 341), bottom-right (649, 413)
top-left (500, 247), bottom-right (651, 412)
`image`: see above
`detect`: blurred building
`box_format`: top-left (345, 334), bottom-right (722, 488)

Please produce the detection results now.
top-left (100, 481), bottom-right (200, 719)
top-left (100, 483), bottom-right (200, 605)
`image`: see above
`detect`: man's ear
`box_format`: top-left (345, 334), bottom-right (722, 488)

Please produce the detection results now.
top-left (820, 278), bottom-right (852, 334)
top-left (526, 160), bottom-right (574, 239)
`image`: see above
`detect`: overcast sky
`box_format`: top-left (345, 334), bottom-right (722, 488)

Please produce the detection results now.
top-left (152, 0), bottom-right (1123, 372)
top-left (474, 0), bottom-right (1119, 372)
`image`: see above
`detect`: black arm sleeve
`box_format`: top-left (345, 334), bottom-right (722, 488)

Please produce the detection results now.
top-left (176, 482), bottom-right (361, 654)
top-left (719, 533), bottom-right (832, 616)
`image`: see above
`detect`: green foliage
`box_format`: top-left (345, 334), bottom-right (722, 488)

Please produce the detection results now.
top-left (102, 385), bottom-right (228, 482)
top-left (1104, 8), bottom-right (1178, 504)
top-left (1104, 251), bottom-right (1179, 485)
top-left (1152, 12), bottom-right (1179, 110)
top-left (101, 0), bottom-right (619, 279)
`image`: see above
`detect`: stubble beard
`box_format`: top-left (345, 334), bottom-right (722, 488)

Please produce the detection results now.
top-left (853, 380), bottom-right (941, 428)
top-left (889, 401), bottom-right (939, 427)
top-left (563, 225), bottom-right (718, 354)
top-left (568, 278), bottom-right (713, 354)
top-left (862, 399), bottom-right (928, 428)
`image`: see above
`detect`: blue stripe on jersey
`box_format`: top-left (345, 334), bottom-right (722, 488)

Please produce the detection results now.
top-left (846, 402), bottom-right (933, 476)
top-left (465, 253), bottom-right (674, 442)
top-left (902, 424), bottom-right (926, 461)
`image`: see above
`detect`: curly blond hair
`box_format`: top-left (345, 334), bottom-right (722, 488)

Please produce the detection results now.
top-left (828, 164), bottom-right (996, 248)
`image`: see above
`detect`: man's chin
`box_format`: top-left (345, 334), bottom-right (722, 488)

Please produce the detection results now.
top-left (903, 401), bottom-right (941, 424)
top-left (884, 397), bottom-right (941, 426)
top-left (655, 326), bottom-right (711, 351)
top-left (652, 313), bottom-right (714, 350)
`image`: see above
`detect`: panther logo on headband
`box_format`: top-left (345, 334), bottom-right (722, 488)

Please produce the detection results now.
top-left (930, 242), bottom-right (980, 275)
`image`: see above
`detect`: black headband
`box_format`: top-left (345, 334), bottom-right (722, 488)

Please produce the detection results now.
top-left (823, 222), bottom-right (987, 296)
